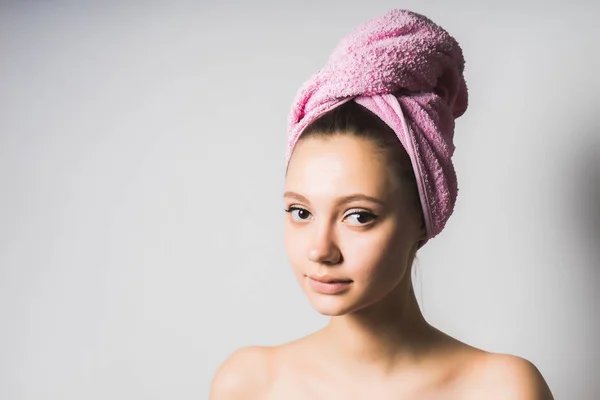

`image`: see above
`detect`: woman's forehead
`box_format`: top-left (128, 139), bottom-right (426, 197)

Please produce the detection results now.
top-left (285, 136), bottom-right (400, 199)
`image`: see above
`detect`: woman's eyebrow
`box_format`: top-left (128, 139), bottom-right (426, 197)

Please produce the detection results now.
top-left (283, 191), bottom-right (386, 206)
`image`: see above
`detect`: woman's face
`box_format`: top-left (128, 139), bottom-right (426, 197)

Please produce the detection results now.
top-left (283, 134), bottom-right (424, 316)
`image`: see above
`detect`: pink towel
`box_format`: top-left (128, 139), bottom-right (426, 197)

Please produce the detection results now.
top-left (285, 9), bottom-right (469, 248)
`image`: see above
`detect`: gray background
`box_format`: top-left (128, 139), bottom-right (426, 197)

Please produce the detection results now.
top-left (1, 0), bottom-right (599, 398)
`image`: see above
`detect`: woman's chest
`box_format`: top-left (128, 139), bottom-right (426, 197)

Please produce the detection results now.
top-left (263, 368), bottom-right (464, 400)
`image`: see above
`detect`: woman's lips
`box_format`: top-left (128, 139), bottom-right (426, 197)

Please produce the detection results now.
top-left (307, 276), bottom-right (353, 294)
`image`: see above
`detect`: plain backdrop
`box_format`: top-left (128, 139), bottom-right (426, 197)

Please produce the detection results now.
top-left (1, 0), bottom-right (599, 399)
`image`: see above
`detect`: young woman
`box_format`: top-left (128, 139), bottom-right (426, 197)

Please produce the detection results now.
top-left (210, 9), bottom-right (554, 399)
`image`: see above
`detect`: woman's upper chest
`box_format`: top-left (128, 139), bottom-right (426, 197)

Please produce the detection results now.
top-left (264, 349), bottom-right (469, 400)
top-left (265, 374), bottom-right (467, 400)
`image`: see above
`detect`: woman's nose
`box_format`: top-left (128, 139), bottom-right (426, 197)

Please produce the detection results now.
top-left (307, 223), bottom-right (341, 265)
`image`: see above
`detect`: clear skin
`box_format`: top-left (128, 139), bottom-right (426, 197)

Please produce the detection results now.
top-left (281, 135), bottom-right (461, 380)
top-left (209, 134), bottom-right (555, 399)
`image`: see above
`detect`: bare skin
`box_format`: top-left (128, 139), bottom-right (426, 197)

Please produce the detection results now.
top-left (210, 135), bottom-right (554, 399)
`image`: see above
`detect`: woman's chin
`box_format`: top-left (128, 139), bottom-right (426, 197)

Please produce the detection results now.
top-left (305, 293), bottom-right (358, 316)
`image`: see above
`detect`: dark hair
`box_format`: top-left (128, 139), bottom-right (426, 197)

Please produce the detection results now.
top-left (291, 100), bottom-right (423, 220)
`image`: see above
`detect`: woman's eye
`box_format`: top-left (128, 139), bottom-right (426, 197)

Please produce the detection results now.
top-left (284, 207), bottom-right (377, 225)
top-left (285, 207), bottom-right (312, 221)
top-left (345, 211), bottom-right (377, 226)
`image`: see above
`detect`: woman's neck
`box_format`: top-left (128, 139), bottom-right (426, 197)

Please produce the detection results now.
top-left (316, 279), bottom-right (446, 378)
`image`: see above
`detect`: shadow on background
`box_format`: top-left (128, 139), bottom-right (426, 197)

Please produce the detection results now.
top-left (571, 120), bottom-right (600, 398)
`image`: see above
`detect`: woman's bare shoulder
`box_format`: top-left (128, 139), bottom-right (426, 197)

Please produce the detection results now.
top-left (209, 346), bottom-right (273, 400)
top-left (209, 332), bottom-right (321, 399)
top-left (460, 352), bottom-right (554, 400)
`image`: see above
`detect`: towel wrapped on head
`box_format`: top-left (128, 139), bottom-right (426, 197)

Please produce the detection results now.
top-left (285, 9), bottom-right (469, 248)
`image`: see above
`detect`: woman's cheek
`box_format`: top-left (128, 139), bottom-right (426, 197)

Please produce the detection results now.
top-left (284, 229), bottom-right (308, 273)
top-left (351, 236), bottom-right (399, 279)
